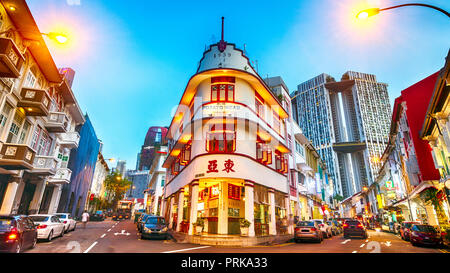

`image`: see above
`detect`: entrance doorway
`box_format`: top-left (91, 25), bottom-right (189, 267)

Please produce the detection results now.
top-left (18, 182), bottom-right (36, 215)
top-left (0, 175), bottom-right (9, 209)
top-left (39, 185), bottom-right (54, 214)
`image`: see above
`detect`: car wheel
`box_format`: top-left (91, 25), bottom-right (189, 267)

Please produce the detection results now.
top-left (47, 230), bottom-right (53, 242)
top-left (73, 224), bottom-right (76, 231)
top-left (31, 236), bottom-right (37, 249)
top-left (14, 241), bottom-right (22, 253)
top-left (60, 229), bottom-right (64, 237)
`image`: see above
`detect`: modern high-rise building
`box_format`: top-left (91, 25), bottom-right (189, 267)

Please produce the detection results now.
top-left (138, 126), bottom-right (168, 170)
top-left (291, 71), bottom-right (391, 198)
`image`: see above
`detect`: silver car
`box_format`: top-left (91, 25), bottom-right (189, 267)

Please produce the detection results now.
top-left (294, 221), bottom-right (323, 243)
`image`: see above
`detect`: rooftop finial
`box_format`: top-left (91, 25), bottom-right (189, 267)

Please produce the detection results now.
top-left (218, 16), bottom-right (227, 52)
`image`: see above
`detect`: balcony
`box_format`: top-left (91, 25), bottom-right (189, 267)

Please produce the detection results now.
top-left (58, 132), bottom-right (80, 149)
top-left (0, 38), bottom-right (25, 78)
top-left (48, 168), bottom-right (72, 184)
top-left (29, 155), bottom-right (58, 176)
top-left (17, 87), bottom-right (51, 116)
top-left (0, 143), bottom-right (35, 170)
top-left (44, 112), bottom-right (69, 133)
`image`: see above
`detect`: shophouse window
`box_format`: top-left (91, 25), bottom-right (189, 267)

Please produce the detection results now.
top-left (211, 77), bottom-right (235, 102)
top-left (256, 136), bottom-right (272, 165)
top-left (206, 122), bottom-right (236, 153)
top-left (273, 110), bottom-right (280, 134)
top-left (275, 150), bottom-right (288, 174)
top-left (24, 70), bottom-right (37, 88)
top-left (31, 127), bottom-right (52, 156)
top-left (6, 110), bottom-right (25, 143)
top-left (0, 103), bottom-right (12, 137)
top-left (180, 142), bottom-right (191, 165)
top-left (18, 121), bottom-right (31, 144)
top-left (255, 91), bottom-right (265, 118)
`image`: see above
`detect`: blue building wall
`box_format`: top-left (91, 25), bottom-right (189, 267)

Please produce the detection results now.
top-left (57, 114), bottom-right (99, 218)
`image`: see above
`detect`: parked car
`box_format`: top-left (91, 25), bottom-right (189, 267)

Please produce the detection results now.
top-left (91, 211), bottom-right (105, 221)
top-left (140, 216), bottom-right (169, 240)
top-left (294, 221), bottom-right (323, 243)
top-left (400, 221), bottom-right (420, 241)
top-left (29, 214), bottom-right (65, 241)
top-left (134, 209), bottom-right (146, 223)
top-left (343, 220), bottom-right (368, 239)
top-left (106, 209), bottom-right (113, 218)
top-left (137, 213), bottom-right (153, 232)
top-left (410, 224), bottom-right (443, 247)
top-left (0, 215), bottom-right (38, 253)
top-left (312, 219), bottom-right (332, 238)
top-left (54, 213), bottom-right (77, 233)
top-left (326, 220), bottom-right (341, 236)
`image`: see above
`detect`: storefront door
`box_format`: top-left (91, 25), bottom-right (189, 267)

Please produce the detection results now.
top-left (18, 182), bottom-right (36, 215)
top-left (39, 185), bottom-right (54, 214)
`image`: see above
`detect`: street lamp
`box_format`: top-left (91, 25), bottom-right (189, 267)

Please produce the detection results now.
top-left (357, 3), bottom-right (450, 19)
top-left (0, 29), bottom-right (69, 45)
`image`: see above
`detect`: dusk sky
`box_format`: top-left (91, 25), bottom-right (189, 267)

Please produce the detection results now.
top-left (27, 0), bottom-right (450, 171)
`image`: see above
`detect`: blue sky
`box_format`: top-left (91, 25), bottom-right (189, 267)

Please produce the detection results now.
top-left (27, 0), bottom-right (450, 170)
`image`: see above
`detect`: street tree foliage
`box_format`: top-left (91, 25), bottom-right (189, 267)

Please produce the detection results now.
top-left (103, 170), bottom-right (132, 209)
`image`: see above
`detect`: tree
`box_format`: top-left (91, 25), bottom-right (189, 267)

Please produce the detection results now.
top-left (103, 170), bottom-right (133, 209)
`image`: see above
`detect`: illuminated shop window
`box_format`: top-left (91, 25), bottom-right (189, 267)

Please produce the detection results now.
top-left (206, 122), bottom-right (236, 153)
top-left (211, 76), bottom-right (235, 102)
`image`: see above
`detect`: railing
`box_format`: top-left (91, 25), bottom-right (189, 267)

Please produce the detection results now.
top-left (31, 155), bottom-right (58, 175)
top-left (48, 168), bottom-right (72, 184)
top-left (0, 143), bottom-right (35, 170)
top-left (17, 87), bottom-right (51, 116)
top-left (45, 111), bottom-right (69, 133)
top-left (0, 37), bottom-right (24, 78)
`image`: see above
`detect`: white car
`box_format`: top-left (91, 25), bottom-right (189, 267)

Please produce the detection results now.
top-left (312, 219), bottom-right (333, 238)
top-left (54, 213), bottom-right (77, 233)
top-left (29, 214), bottom-right (65, 241)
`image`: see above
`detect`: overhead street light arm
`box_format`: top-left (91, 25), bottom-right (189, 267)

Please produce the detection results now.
top-left (357, 3), bottom-right (450, 19)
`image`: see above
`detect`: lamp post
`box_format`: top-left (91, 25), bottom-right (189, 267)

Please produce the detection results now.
top-left (0, 29), bottom-right (69, 44)
top-left (357, 3), bottom-right (450, 19)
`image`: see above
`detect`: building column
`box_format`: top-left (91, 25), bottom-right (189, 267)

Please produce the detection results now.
top-left (28, 180), bottom-right (46, 214)
top-left (285, 195), bottom-right (293, 234)
top-left (425, 205), bottom-right (438, 225)
top-left (0, 179), bottom-right (20, 214)
top-left (48, 185), bottom-right (62, 214)
top-left (218, 181), bottom-right (229, 235)
top-left (168, 197), bottom-right (175, 229)
top-left (244, 181), bottom-right (255, 237)
top-left (268, 188), bottom-right (276, 235)
top-left (176, 189), bottom-right (184, 232)
top-left (188, 181), bottom-right (199, 235)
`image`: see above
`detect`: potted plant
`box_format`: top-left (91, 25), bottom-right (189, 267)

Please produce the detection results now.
top-left (239, 219), bottom-right (251, 236)
top-left (193, 218), bottom-right (204, 235)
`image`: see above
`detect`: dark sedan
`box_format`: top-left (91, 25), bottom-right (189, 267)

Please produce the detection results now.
top-left (294, 221), bottom-right (323, 243)
top-left (137, 213), bottom-right (153, 232)
top-left (90, 211), bottom-right (105, 221)
top-left (140, 216), bottom-right (168, 240)
top-left (410, 224), bottom-right (443, 247)
top-left (343, 220), bottom-right (368, 239)
top-left (0, 215), bottom-right (37, 253)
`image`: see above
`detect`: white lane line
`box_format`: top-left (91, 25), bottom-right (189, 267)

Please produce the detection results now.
top-left (352, 251), bottom-right (358, 253)
top-left (100, 234), bottom-right (106, 238)
top-left (360, 244), bottom-right (365, 248)
top-left (107, 229), bottom-right (111, 232)
top-left (83, 242), bottom-right (98, 253)
top-left (161, 246), bottom-right (211, 253)
top-left (365, 239), bottom-right (369, 242)
top-left (341, 239), bottom-right (351, 244)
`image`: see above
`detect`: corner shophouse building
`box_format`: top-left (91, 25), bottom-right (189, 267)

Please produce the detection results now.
top-left (161, 37), bottom-right (296, 246)
top-left (0, 1), bottom-right (84, 216)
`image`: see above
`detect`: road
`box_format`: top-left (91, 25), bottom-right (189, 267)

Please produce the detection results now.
top-left (25, 219), bottom-right (448, 253)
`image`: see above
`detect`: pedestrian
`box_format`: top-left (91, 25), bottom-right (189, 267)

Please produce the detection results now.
top-left (81, 210), bottom-right (90, 229)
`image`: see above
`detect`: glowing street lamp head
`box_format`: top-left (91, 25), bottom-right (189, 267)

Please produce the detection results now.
top-left (356, 8), bottom-right (380, 19)
top-left (45, 32), bottom-right (69, 44)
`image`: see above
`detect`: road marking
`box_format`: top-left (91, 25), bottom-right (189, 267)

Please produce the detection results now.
top-left (360, 244), bottom-right (365, 248)
top-left (107, 229), bottom-right (111, 232)
top-left (161, 246), bottom-right (211, 253)
top-left (114, 230), bottom-right (130, 236)
top-left (100, 234), bottom-right (106, 238)
top-left (384, 241), bottom-right (392, 247)
top-left (352, 251), bottom-right (358, 253)
top-left (83, 242), bottom-right (98, 253)
top-left (365, 239), bottom-right (369, 242)
top-left (341, 239), bottom-right (351, 244)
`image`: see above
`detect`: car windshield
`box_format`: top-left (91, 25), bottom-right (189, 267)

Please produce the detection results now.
top-left (345, 221), bottom-right (360, 225)
top-left (414, 225), bottom-right (437, 233)
top-left (30, 216), bottom-right (49, 222)
top-left (96, 211), bottom-right (103, 214)
top-left (297, 221), bottom-right (314, 227)
top-left (403, 222), bottom-right (416, 228)
top-left (55, 214), bottom-right (67, 219)
top-left (146, 217), bottom-right (165, 225)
